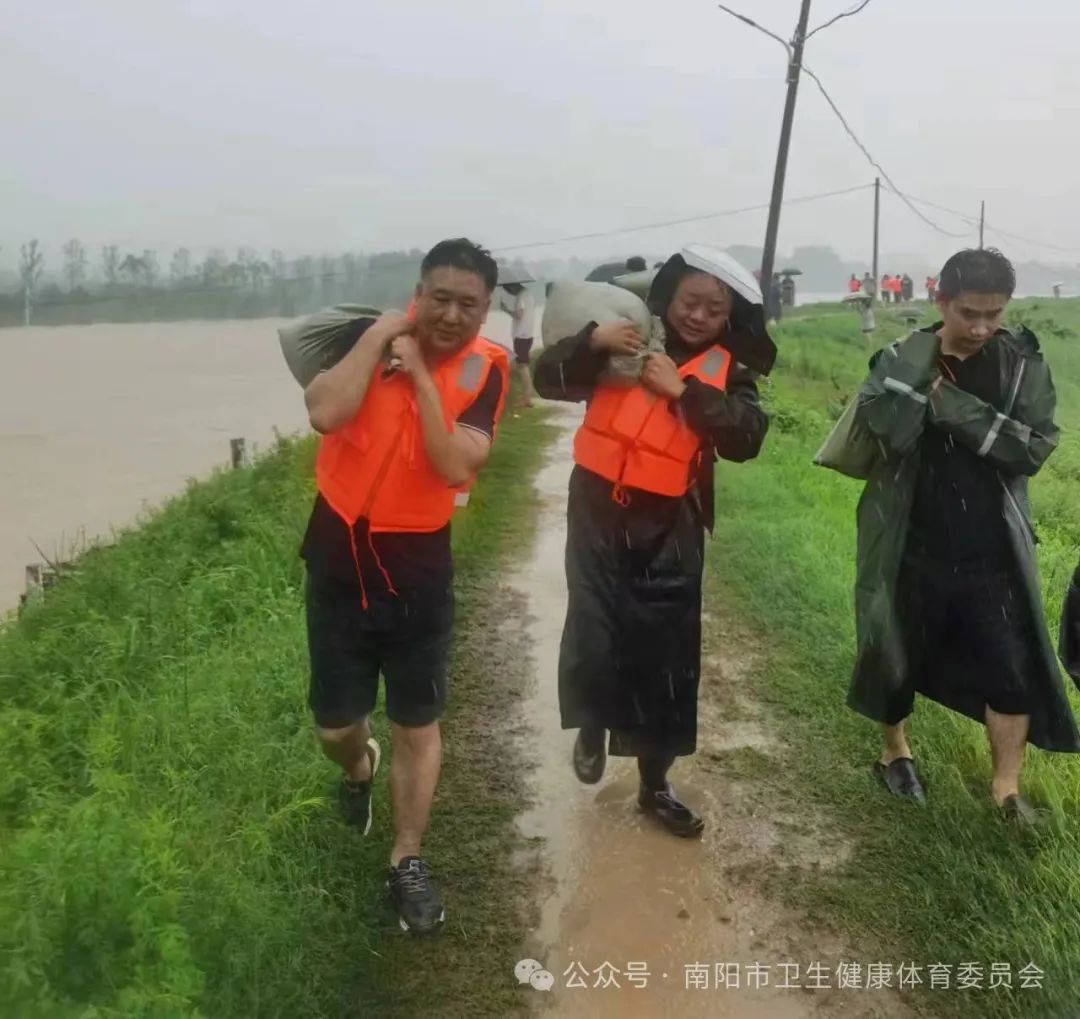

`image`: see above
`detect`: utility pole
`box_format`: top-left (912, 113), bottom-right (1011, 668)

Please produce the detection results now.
top-left (979, 200), bottom-right (985, 249)
top-left (872, 177), bottom-right (880, 301)
top-left (759, 0), bottom-right (813, 296)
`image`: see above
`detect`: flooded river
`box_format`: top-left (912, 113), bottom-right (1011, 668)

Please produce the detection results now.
top-left (0, 312), bottom-right (519, 615)
top-left (0, 318), bottom-right (308, 612)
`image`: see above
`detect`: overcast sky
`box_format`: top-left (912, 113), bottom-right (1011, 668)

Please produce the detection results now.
top-left (3, 0), bottom-right (1078, 272)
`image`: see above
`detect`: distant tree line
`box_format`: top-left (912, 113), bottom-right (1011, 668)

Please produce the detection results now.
top-left (0, 241), bottom-right (440, 328)
top-left (4, 236), bottom-right (1072, 329)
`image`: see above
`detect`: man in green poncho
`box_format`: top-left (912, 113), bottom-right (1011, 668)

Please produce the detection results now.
top-left (847, 247), bottom-right (1080, 824)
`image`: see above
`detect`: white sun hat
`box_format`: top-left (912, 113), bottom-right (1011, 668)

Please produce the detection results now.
top-left (679, 242), bottom-right (763, 306)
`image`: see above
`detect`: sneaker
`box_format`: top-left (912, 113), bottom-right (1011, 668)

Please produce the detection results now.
top-left (573, 727), bottom-right (607, 785)
top-left (338, 737), bottom-right (381, 835)
top-left (387, 856), bottom-right (445, 935)
top-left (638, 782), bottom-right (705, 838)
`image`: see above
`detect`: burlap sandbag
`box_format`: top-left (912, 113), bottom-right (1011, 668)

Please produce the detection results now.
top-left (610, 267), bottom-right (659, 301)
top-left (278, 303), bottom-right (383, 388)
top-left (540, 282), bottom-right (665, 384)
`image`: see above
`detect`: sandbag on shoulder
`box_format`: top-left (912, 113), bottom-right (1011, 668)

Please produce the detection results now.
top-left (278, 303), bottom-right (383, 388)
top-left (541, 282), bottom-right (665, 384)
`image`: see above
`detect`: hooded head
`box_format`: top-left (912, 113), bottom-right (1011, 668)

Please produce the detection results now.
top-left (646, 245), bottom-right (776, 375)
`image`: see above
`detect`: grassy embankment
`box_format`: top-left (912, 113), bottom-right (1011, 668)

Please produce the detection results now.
top-left (705, 299), bottom-right (1080, 1018)
top-left (0, 393), bottom-right (557, 1018)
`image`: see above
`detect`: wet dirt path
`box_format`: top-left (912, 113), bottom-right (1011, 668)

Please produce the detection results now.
top-left (511, 404), bottom-right (918, 1019)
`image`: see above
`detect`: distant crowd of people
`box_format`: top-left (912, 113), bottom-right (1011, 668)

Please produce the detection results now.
top-left (755, 271), bottom-right (798, 322)
top-left (848, 272), bottom-right (938, 303)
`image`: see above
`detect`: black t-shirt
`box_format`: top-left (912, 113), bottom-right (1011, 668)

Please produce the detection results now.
top-left (300, 335), bottom-right (505, 599)
top-left (907, 334), bottom-right (1010, 565)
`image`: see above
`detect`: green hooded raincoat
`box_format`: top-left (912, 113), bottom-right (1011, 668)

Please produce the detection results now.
top-left (846, 326), bottom-right (1080, 753)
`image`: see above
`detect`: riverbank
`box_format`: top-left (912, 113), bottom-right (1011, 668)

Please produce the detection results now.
top-left (0, 397), bottom-right (558, 1018)
top-left (6, 298), bottom-right (1079, 1017)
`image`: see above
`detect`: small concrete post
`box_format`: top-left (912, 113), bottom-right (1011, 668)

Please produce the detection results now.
top-left (25, 563), bottom-right (44, 592)
top-left (22, 563), bottom-right (45, 611)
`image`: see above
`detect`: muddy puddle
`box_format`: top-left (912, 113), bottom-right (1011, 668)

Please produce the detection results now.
top-left (510, 404), bottom-right (916, 1019)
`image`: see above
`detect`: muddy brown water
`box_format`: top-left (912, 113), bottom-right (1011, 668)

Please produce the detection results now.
top-left (0, 312), bottom-right (524, 616)
top-left (512, 405), bottom-right (916, 1019)
top-left (0, 319), bottom-right (311, 614)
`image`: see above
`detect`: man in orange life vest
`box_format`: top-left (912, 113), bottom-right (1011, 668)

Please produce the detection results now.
top-left (301, 238), bottom-right (508, 934)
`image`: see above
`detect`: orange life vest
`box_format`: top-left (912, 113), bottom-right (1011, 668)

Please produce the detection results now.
top-left (573, 345), bottom-right (732, 499)
top-left (315, 336), bottom-right (509, 535)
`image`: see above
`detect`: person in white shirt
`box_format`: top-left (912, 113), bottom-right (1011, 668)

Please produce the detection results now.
top-left (499, 282), bottom-right (537, 407)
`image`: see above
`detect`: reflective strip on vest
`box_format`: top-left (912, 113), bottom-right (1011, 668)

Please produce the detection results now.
top-left (458, 352), bottom-right (486, 392)
top-left (700, 348), bottom-right (728, 380)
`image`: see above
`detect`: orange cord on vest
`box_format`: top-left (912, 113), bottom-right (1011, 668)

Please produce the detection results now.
top-left (347, 526), bottom-right (369, 611)
top-left (611, 483), bottom-right (631, 508)
top-left (367, 528), bottom-right (399, 598)
top-left (346, 523), bottom-right (402, 611)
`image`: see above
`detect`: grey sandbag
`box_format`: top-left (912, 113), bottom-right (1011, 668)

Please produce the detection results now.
top-left (611, 267), bottom-right (659, 301)
top-left (812, 394), bottom-right (883, 480)
top-left (540, 282), bottom-right (665, 384)
top-left (278, 303), bottom-right (383, 388)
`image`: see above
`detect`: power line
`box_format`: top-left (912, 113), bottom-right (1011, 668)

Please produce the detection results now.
top-left (714, 1), bottom-right (1074, 254)
top-left (807, 0), bottom-right (874, 40)
top-left (898, 193), bottom-right (1080, 256)
top-left (799, 65), bottom-right (971, 239)
top-left (716, 0), bottom-right (960, 281)
top-left (713, 0), bottom-right (966, 240)
top-left (981, 223), bottom-right (1080, 256)
top-left (891, 192), bottom-right (979, 225)
top-left (492, 183), bottom-right (873, 252)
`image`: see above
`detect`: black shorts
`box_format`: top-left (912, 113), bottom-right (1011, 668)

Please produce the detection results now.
top-left (512, 337), bottom-right (534, 365)
top-left (898, 557), bottom-right (1033, 716)
top-left (305, 570), bottom-right (454, 729)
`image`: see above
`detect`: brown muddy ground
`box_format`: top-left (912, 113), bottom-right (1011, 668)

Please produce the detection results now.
top-left (510, 404), bottom-right (924, 1019)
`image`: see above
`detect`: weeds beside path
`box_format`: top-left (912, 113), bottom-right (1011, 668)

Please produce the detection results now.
top-left (0, 401), bottom-right (558, 1019)
top-left (702, 300), bottom-right (1080, 1019)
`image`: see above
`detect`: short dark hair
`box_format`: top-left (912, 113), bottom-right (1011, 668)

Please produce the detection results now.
top-left (421, 238), bottom-right (498, 292)
top-left (937, 248), bottom-right (1015, 302)
top-left (625, 256), bottom-right (647, 272)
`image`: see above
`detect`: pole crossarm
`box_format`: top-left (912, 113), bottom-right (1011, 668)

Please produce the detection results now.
top-left (716, 4), bottom-right (792, 53)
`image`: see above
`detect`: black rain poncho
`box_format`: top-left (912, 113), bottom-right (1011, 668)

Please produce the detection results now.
top-left (532, 253), bottom-right (773, 757)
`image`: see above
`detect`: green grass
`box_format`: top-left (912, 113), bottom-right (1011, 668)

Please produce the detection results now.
top-left (705, 298), bottom-right (1080, 1018)
top-left (0, 396), bottom-right (557, 1018)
